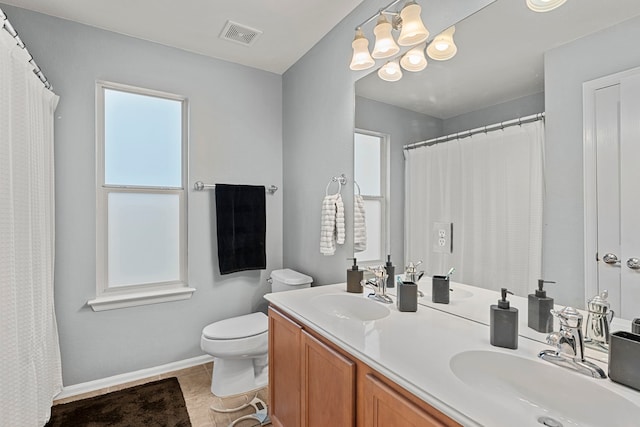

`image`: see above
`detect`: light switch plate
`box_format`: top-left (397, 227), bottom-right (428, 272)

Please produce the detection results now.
top-left (433, 222), bottom-right (453, 253)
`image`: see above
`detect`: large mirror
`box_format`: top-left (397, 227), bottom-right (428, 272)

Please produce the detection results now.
top-left (353, 0), bottom-right (640, 343)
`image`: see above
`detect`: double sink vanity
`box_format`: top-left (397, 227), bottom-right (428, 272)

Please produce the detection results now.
top-left (264, 278), bottom-right (640, 426)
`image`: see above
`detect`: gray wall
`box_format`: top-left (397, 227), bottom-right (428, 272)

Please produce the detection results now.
top-left (443, 92), bottom-right (544, 135)
top-left (2, 5), bottom-right (283, 386)
top-left (543, 15), bottom-right (640, 307)
top-left (355, 96), bottom-right (442, 268)
top-left (282, 0), bottom-right (494, 286)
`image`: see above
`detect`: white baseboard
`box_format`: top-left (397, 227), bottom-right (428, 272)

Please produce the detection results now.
top-left (55, 354), bottom-right (215, 400)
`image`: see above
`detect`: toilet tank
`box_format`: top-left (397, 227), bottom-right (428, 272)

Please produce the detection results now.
top-left (270, 268), bottom-right (313, 293)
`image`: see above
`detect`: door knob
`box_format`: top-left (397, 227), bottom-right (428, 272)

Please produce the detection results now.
top-left (603, 253), bottom-right (621, 264)
top-left (627, 258), bottom-right (640, 270)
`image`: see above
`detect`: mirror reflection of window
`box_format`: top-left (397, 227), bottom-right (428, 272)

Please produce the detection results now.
top-left (354, 131), bottom-right (389, 264)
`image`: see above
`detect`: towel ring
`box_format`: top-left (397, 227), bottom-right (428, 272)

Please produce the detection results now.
top-left (325, 174), bottom-right (347, 196)
top-left (326, 179), bottom-right (342, 196)
top-left (354, 181), bottom-right (361, 195)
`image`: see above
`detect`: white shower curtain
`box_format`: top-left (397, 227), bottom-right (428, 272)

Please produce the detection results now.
top-left (405, 120), bottom-right (544, 296)
top-left (0, 30), bottom-right (62, 426)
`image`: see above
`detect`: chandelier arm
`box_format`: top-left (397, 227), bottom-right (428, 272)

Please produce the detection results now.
top-left (354, 0), bottom-right (405, 30)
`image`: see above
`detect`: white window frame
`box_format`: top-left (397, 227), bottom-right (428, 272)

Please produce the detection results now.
top-left (354, 129), bottom-right (390, 266)
top-left (88, 81), bottom-right (194, 311)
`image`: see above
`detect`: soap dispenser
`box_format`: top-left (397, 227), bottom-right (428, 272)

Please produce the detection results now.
top-left (528, 279), bottom-right (555, 333)
top-left (346, 258), bottom-right (363, 293)
top-left (384, 255), bottom-right (395, 289)
top-left (490, 288), bottom-right (518, 349)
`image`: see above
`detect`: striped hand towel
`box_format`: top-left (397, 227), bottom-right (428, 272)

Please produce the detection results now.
top-left (320, 194), bottom-right (345, 255)
top-left (354, 194), bottom-right (367, 252)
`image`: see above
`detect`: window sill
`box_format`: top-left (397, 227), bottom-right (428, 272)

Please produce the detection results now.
top-left (87, 286), bottom-right (196, 311)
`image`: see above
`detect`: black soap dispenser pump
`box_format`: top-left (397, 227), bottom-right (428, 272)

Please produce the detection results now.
top-left (385, 255), bottom-right (395, 289)
top-left (528, 279), bottom-right (555, 333)
top-left (346, 258), bottom-right (363, 293)
top-left (490, 288), bottom-right (519, 349)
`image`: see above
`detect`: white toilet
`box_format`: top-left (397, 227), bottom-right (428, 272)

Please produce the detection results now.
top-left (200, 268), bottom-right (312, 397)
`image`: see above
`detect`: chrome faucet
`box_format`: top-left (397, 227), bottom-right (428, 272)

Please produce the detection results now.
top-left (584, 290), bottom-right (614, 351)
top-left (363, 266), bottom-right (393, 304)
top-left (404, 260), bottom-right (424, 283)
top-left (538, 306), bottom-right (606, 379)
top-left (404, 261), bottom-right (425, 297)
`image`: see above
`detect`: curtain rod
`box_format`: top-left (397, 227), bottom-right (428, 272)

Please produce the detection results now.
top-left (1, 7), bottom-right (52, 90)
top-left (403, 112), bottom-right (545, 151)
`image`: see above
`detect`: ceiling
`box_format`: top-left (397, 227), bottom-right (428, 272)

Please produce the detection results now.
top-left (5, 0), bottom-right (640, 117)
top-left (0, 0), bottom-right (365, 74)
top-left (356, 0), bottom-right (640, 119)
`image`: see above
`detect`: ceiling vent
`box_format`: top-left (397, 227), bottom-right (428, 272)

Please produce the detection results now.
top-left (220, 21), bottom-right (262, 46)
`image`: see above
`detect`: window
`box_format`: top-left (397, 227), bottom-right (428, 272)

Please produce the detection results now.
top-left (354, 130), bottom-right (389, 264)
top-left (88, 82), bottom-right (194, 311)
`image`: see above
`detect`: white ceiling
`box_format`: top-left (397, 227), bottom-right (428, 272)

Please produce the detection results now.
top-left (5, 0), bottom-right (640, 118)
top-left (356, 0), bottom-right (640, 119)
top-left (0, 0), bottom-right (365, 74)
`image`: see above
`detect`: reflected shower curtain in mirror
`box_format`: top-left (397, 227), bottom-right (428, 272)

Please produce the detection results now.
top-left (405, 120), bottom-right (544, 296)
top-left (0, 30), bottom-right (62, 426)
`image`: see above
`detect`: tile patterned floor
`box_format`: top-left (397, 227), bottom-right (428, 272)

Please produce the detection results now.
top-left (53, 362), bottom-right (271, 427)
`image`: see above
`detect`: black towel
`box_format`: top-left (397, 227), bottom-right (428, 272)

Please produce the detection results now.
top-left (215, 184), bottom-right (266, 275)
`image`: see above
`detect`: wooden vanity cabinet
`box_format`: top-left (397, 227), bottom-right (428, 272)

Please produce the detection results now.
top-left (363, 373), bottom-right (450, 427)
top-left (268, 306), bottom-right (460, 427)
top-left (268, 306), bottom-right (302, 427)
top-left (301, 330), bottom-right (356, 426)
top-left (269, 306), bottom-right (355, 427)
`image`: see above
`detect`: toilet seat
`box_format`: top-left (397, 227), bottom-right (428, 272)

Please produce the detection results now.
top-left (201, 312), bottom-right (269, 360)
top-left (199, 269), bottom-right (312, 397)
top-left (203, 312), bottom-right (268, 340)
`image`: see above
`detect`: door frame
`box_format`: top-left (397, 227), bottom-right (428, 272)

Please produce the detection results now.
top-left (583, 65), bottom-right (640, 303)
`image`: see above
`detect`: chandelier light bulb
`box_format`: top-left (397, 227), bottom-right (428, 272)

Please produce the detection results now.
top-left (426, 26), bottom-right (457, 61)
top-left (397, 2), bottom-right (429, 46)
top-left (526, 0), bottom-right (568, 12)
top-left (378, 59), bottom-right (403, 82)
top-left (435, 42), bottom-right (449, 51)
top-left (349, 28), bottom-right (375, 71)
top-left (372, 15), bottom-right (400, 59)
top-left (400, 44), bottom-right (427, 72)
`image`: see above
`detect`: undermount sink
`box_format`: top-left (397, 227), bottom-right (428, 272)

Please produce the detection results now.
top-left (312, 294), bottom-right (390, 321)
top-left (450, 350), bottom-right (640, 426)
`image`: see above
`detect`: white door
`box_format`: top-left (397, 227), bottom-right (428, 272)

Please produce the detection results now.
top-left (584, 68), bottom-right (640, 319)
top-left (619, 74), bottom-right (640, 317)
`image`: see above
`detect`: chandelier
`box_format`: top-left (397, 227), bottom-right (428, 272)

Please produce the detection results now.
top-left (349, 1), bottom-right (457, 82)
top-left (351, 0), bottom-right (569, 82)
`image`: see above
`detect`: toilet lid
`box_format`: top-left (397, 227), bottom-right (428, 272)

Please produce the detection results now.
top-left (202, 312), bottom-right (268, 340)
top-left (270, 268), bottom-right (313, 285)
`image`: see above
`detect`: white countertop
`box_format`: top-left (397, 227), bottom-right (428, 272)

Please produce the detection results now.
top-left (265, 283), bottom-right (640, 427)
top-left (390, 276), bottom-right (631, 363)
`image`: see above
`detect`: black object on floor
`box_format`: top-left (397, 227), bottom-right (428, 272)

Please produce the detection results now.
top-left (46, 377), bottom-right (191, 427)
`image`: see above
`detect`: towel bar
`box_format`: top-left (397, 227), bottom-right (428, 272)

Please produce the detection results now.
top-left (193, 181), bottom-right (278, 194)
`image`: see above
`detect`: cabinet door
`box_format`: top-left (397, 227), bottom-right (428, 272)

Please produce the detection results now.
top-left (301, 331), bottom-right (356, 427)
top-left (269, 308), bottom-right (302, 427)
top-left (363, 374), bottom-right (447, 427)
